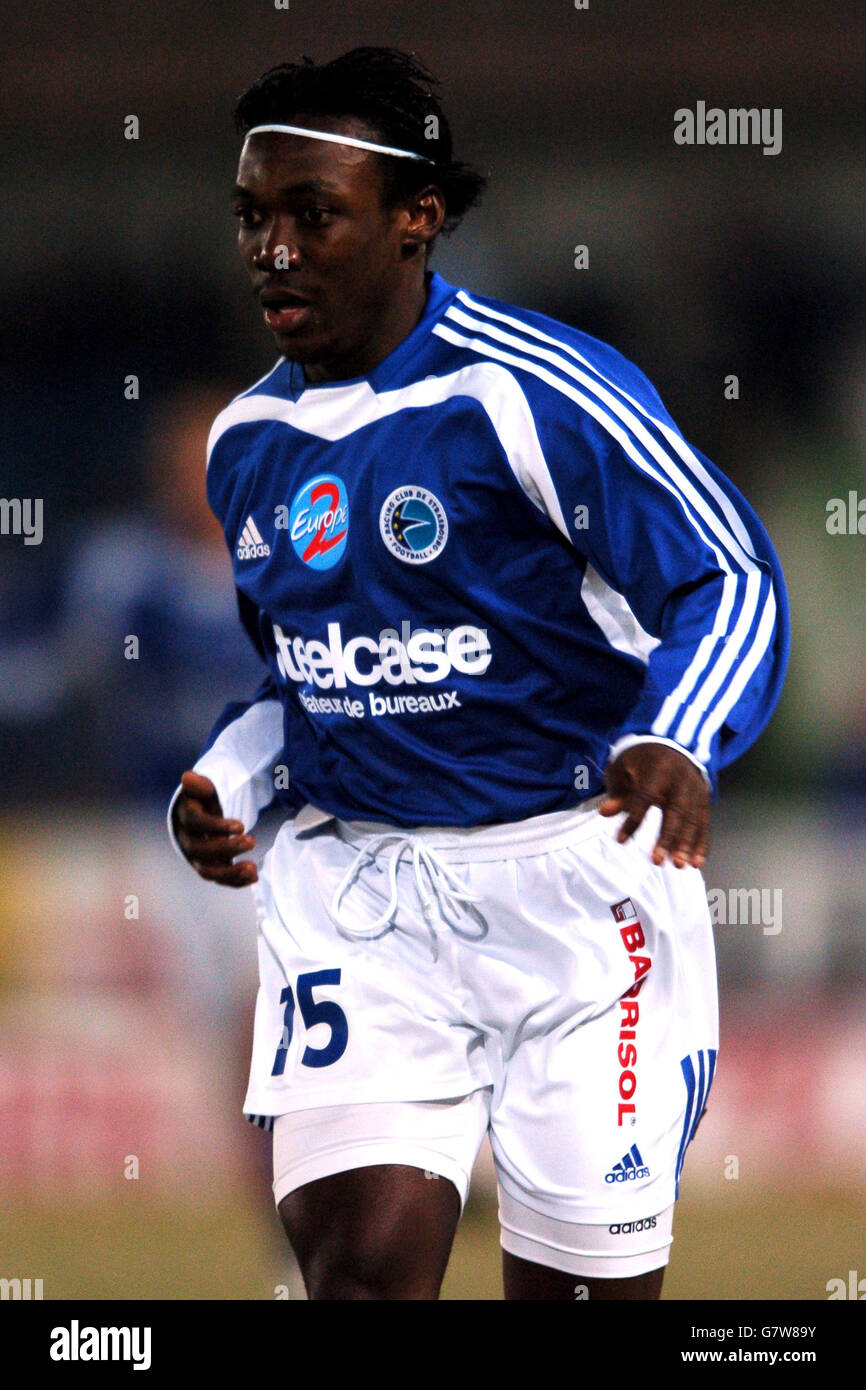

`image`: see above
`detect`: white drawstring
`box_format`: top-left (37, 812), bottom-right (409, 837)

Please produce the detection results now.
top-left (331, 832), bottom-right (483, 957)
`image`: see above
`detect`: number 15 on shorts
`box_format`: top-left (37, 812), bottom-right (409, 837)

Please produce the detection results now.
top-left (271, 968), bottom-right (349, 1074)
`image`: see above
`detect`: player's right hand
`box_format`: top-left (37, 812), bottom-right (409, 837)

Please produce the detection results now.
top-left (172, 770), bottom-right (258, 887)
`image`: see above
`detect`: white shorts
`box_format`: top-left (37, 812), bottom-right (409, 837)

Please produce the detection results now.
top-left (246, 797), bottom-right (717, 1271)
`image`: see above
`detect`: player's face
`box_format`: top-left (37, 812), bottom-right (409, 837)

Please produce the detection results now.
top-left (233, 121), bottom-right (432, 382)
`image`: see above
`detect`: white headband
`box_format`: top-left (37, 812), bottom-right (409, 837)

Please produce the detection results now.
top-left (245, 124), bottom-right (435, 164)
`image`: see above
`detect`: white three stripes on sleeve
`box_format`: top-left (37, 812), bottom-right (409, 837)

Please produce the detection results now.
top-left (433, 296), bottom-right (777, 763)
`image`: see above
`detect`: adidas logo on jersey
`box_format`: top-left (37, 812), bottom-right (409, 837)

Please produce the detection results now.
top-left (605, 1143), bottom-right (650, 1184)
top-left (237, 515), bottom-right (271, 561)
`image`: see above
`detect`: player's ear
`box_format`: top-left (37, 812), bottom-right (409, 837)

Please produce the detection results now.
top-left (400, 186), bottom-right (446, 257)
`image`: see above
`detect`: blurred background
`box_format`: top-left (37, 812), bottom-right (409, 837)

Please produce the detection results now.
top-left (2, 0), bottom-right (865, 1300)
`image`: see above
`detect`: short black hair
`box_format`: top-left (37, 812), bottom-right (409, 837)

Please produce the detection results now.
top-left (234, 47), bottom-right (485, 241)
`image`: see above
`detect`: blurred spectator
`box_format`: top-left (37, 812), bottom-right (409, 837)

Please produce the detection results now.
top-left (0, 384), bottom-right (266, 804)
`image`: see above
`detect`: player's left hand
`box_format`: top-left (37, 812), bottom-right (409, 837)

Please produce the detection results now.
top-left (599, 743), bottom-right (710, 869)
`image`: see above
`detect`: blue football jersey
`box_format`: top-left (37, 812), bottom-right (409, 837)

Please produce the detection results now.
top-left (176, 271), bottom-right (789, 831)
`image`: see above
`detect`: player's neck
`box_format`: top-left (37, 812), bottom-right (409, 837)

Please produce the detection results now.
top-left (302, 269), bottom-right (431, 384)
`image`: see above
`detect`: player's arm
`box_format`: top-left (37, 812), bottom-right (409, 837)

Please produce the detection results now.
top-left (600, 740), bottom-right (710, 868)
top-left (522, 372), bottom-right (788, 866)
top-left (172, 770), bottom-right (258, 887)
top-left (588, 482), bottom-right (784, 868)
top-left (594, 522), bottom-right (783, 868)
top-left (168, 672), bottom-right (285, 886)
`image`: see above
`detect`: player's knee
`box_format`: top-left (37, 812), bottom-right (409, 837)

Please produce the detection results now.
top-left (305, 1265), bottom-right (438, 1300)
top-left (302, 1240), bottom-right (441, 1301)
top-left (280, 1192), bottom-right (448, 1300)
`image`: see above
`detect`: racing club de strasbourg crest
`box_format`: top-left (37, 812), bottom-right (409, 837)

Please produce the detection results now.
top-left (379, 485), bottom-right (448, 565)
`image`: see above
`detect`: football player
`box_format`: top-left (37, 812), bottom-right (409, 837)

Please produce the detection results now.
top-left (170, 47), bottom-right (788, 1300)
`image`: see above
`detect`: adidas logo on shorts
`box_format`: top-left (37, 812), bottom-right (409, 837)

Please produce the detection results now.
top-left (608, 1216), bottom-right (657, 1235)
top-left (605, 1142), bottom-right (650, 1183)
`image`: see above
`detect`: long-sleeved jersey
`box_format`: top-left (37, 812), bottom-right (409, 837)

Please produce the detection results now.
top-left (172, 271), bottom-right (788, 835)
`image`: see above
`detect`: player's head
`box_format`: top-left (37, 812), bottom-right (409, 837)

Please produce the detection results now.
top-left (232, 47), bottom-right (485, 378)
top-left (234, 48), bottom-right (485, 240)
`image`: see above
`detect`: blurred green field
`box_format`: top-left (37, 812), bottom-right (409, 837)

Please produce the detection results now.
top-left (2, 1183), bottom-right (861, 1300)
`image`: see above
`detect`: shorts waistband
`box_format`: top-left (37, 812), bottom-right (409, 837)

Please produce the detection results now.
top-left (335, 796), bottom-right (605, 863)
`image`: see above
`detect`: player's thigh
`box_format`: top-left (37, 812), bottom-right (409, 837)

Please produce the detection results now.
top-left (272, 1090), bottom-right (490, 1299)
top-left (279, 1162), bottom-right (461, 1300)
